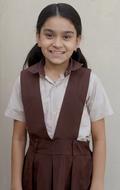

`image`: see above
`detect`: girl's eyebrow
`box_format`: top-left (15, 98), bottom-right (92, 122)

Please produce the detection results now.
top-left (43, 28), bottom-right (74, 34)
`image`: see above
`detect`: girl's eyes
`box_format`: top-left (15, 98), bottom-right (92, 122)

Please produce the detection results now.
top-left (45, 33), bottom-right (53, 39)
top-left (63, 35), bottom-right (72, 40)
top-left (44, 33), bottom-right (72, 40)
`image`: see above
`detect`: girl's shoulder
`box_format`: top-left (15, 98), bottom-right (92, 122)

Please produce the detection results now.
top-left (11, 75), bottom-right (21, 93)
top-left (89, 70), bottom-right (101, 86)
top-left (86, 70), bottom-right (114, 121)
top-left (87, 70), bottom-right (107, 99)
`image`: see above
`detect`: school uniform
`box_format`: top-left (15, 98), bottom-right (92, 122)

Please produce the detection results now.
top-left (5, 58), bottom-right (113, 190)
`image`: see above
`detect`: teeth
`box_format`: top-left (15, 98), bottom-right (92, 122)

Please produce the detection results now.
top-left (49, 50), bottom-right (65, 54)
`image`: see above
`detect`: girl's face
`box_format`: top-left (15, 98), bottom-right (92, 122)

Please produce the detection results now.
top-left (37, 16), bottom-right (80, 65)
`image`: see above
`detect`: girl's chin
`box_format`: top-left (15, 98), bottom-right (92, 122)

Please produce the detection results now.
top-left (45, 58), bottom-right (69, 65)
top-left (47, 60), bottom-right (68, 65)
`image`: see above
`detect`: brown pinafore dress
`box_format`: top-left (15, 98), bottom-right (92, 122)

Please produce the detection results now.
top-left (20, 60), bottom-right (93, 190)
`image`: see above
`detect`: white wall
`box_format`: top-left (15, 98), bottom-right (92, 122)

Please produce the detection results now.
top-left (0, 0), bottom-right (119, 189)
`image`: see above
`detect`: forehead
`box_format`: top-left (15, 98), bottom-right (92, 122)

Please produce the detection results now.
top-left (41, 16), bottom-right (76, 33)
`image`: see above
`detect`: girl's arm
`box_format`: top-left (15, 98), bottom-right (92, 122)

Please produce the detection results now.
top-left (11, 120), bottom-right (27, 190)
top-left (90, 118), bottom-right (106, 190)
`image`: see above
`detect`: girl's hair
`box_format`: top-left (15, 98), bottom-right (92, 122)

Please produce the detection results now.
top-left (23, 3), bottom-right (87, 69)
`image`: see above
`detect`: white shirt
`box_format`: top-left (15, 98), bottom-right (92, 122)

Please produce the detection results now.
top-left (5, 66), bottom-right (113, 141)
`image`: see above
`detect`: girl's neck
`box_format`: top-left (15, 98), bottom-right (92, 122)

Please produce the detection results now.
top-left (44, 59), bottom-right (69, 81)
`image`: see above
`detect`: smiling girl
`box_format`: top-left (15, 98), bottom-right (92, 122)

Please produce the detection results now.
top-left (5, 3), bottom-right (113, 190)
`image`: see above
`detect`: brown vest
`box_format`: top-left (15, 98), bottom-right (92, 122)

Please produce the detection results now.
top-left (21, 61), bottom-right (92, 190)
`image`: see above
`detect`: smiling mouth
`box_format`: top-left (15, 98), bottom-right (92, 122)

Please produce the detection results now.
top-left (49, 50), bottom-right (65, 54)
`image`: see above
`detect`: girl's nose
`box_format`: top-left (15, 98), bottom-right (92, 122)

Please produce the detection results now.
top-left (53, 37), bottom-right (63, 48)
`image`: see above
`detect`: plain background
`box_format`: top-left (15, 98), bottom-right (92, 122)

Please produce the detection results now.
top-left (0, 0), bottom-right (119, 189)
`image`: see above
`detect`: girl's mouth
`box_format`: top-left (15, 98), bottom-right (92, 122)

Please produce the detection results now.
top-left (49, 50), bottom-right (65, 54)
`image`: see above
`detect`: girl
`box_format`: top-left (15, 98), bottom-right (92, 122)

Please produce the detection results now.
top-left (5, 3), bottom-right (113, 190)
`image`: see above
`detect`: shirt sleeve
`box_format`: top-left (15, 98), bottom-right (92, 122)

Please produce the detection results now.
top-left (86, 71), bottom-right (114, 122)
top-left (4, 75), bottom-right (26, 122)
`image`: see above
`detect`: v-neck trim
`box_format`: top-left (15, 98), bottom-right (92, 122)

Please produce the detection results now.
top-left (22, 59), bottom-right (89, 141)
top-left (21, 62), bottom-right (91, 141)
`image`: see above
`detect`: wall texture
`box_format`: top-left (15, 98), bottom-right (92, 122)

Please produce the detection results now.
top-left (0, 0), bottom-right (119, 189)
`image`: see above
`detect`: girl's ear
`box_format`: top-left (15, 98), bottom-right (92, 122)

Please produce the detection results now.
top-left (75, 36), bottom-right (81, 51)
top-left (77, 35), bottom-right (81, 46)
top-left (36, 33), bottom-right (41, 47)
